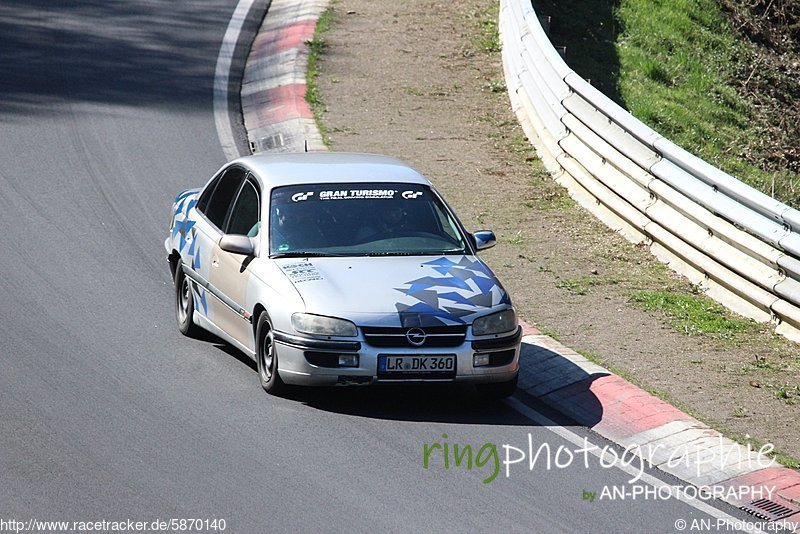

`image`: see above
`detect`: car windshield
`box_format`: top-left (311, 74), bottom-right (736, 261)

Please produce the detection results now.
top-left (269, 183), bottom-right (468, 257)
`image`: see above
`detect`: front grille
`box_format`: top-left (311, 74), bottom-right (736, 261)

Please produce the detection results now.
top-left (361, 325), bottom-right (467, 348)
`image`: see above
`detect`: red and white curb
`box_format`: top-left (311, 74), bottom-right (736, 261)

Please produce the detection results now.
top-left (238, 1), bottom-right (800, 529)
top-left (240, 0), bottom-right (328, 153)
top-left (520, 322), bottom-right (800, 528)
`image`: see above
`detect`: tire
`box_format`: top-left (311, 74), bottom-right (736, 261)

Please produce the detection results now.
top-left (256, 312), bottom-right (286, 395)
top-left (476, 373), bottom-right (518, 399)
top-left (175, 264), bottom-right (201, 337)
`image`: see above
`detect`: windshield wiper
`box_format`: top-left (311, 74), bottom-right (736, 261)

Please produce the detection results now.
top-left (269, 251), bottom-right (348, 259)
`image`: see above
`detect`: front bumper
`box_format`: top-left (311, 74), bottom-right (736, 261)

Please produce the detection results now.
top-left (273, 326), bottom-right (522, 386)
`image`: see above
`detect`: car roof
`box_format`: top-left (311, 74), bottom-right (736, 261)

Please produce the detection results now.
top-left (230, 152), bottom-right (432, 190)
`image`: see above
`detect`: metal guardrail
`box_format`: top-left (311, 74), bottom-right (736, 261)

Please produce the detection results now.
top-left (500, 0), bottom-right (800, 340)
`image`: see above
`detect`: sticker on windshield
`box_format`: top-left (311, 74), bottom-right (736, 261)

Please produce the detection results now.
top-left (280, 262), bottom-right (323, 283)
top-left (401, 190), bottom-right (424, 199)
top-left (319, 189), bottom-right (397, 200)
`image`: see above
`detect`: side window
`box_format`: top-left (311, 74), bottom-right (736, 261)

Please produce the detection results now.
top-left (434, 204), bottom-right (461, 243)
top-left (195, 174), bottom-right (221, 215)
top-left (203, 167), bottom-right (247, 229)
top-left (226, 178), bottom-right (260, 237)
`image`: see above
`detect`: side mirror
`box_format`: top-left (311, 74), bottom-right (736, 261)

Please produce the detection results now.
top-left (472, 230), bottom-right (496, 251)
top-left (219, 234), bottom-right (255, 256)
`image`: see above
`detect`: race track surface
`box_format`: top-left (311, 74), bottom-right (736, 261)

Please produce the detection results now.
top-left (0, 2), bottom-right (740, 530)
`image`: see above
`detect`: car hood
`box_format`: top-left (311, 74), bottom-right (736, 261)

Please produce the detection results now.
top-left (274, 255), bottom-right (511, 327)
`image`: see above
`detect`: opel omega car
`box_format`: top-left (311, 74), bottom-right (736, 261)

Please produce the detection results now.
top-left (165, 153), bottom-right (521, 396)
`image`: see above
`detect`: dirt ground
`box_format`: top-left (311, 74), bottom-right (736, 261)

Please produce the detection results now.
top-left (313, 0), bottom-right (800, 462)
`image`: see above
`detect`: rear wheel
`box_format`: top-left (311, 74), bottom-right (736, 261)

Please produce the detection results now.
top-left (476, 373), bottom-right (518, 399)
top-left (256, 313), bottom-right (286, 395)
top-left (175, 265), bottom-right (200, 337)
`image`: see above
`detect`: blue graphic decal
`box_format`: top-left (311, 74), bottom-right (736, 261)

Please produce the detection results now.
top-left (407, 276), bottom-right (470, 294)
top-left (178, 220), bottom-right (195, 252)
top-left (172, 189), bottom-right (206, 318)
top-left (198, 289), bottom-right (208, 315)
top-left (187, 229), bottom-right (196, 256)
top-left (437, 291), bottom-right (476, 307)
top-left (191, 284), bottom-right (208, 315)
top-left (175, 189), bottom-right (196, 203)
top-left (170, 190), bottom-right (199, 253)
top-left (394, 256), bottom-right (510, 327)
top-left (192, 244), bottom-right (201, 270)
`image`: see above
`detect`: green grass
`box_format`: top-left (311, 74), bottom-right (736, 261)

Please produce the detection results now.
top-left (532, 0), bottom-right (800, 205)
top-left (305, 8), bottom-right (334, 145)
top-left (616, 1), bottom-right (748, 160)
top-left (469, 3), bottom-right (500, 53)
top-left (508, 230), bottom-right (525, 245)
top-left (614, 0), bottom-right (800, 205)
top-left (769, 383), bottom-right (800, 405)
top-left (738, 354), bottom-right (789, 374)
top-left (482, 79), bottom-right (507, 93)
top-left (557, 277), bottom-right (591, 295)
top-left (629, 289), bottom-right (760, 339)
top-left (557, 274), bottom-right (625, 295)
top-left (535, 324), bottom-right (561, 341)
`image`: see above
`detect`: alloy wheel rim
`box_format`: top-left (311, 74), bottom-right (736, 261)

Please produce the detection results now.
top-left (260, 328), bottom-right (274, 381)
top-left (178, 277), bottom-right (190, 324)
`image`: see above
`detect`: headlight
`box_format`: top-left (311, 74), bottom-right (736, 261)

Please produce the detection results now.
top-left (291, 313), bottom-right (358, 337)
top-left (472, 309), bottom-right (517, 336)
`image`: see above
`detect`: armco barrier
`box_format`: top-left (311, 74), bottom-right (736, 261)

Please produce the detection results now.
top-left (500, 0), bottom-right (800, 341)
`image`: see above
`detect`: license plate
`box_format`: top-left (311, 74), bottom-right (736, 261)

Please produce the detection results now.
top-left (378, 355), bottom-right (456, 378)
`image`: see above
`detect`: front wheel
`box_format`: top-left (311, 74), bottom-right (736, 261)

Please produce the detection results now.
top-left (174, 265), bottom-right (200, 337)
top-left (256, 313), bottom-right (286, 395)
top-left (476, 374), bottom-right (518, 399)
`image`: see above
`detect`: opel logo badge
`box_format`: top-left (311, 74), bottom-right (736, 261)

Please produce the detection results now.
top-left (405, 328), bottom-right (427, 346)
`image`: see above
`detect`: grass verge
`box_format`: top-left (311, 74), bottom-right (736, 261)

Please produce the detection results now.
top-left (305, 7), bottom-right (334, 146)
top-left (533, 0), bottom-right (800, 205)
top-left (468, 2), bottom-right (500, 53)
top-left (629, 289), bottom-right (761, 339)
top-left (614, 0), bottom-right (800, 205)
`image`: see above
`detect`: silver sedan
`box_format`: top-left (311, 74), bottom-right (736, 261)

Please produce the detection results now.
top-left (165, 152), bottom-right (521, 397)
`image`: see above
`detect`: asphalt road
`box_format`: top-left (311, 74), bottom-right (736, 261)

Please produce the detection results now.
top-left (0, 1), bottom-right (748, 531)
